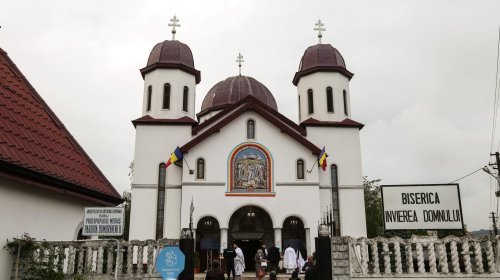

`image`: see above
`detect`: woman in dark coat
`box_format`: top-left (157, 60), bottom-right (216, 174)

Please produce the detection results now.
top-left (254, 249), bottom-right (267, 280)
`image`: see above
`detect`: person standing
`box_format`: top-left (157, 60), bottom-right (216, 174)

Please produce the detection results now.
top-left (283, 245), bottom-right (297, 273)
top-left (254, 249), bottom-right (267, 280)
top-left (223, 245), bottom-right (237, 280)
top-left (233, 242), bottom-right (245, 279)
top-left (267, 244), bottom-right (280, 273)
top-left (206, 260), bottom-right (225, 280)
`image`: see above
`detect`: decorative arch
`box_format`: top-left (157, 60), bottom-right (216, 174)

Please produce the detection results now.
top-left (226, 143), bottom-right (274, 196)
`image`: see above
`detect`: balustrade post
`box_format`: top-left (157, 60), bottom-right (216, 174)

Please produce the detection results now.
top-left (438, 242), bottom-right (448, 274)
top-left (85, 244), bottom-right (93, 274)
top-left (486, 239), bottom-right (496, 273)
top-left (404, 243), bottom-right (414, 274)
top-left (462, 240), bottom-right (472, 273)
top-left (382, 240), bottom-right (391, 274)
top-left (68, 245), bottom-right (75, 275)
top-left (415, 242), bottom-right (425, 273)
top-left (106, 244), bottom-right (114, 274)
top-left (97, 244), bottom-right (104, 274)
top-left (428, 242), bottom-right (437, 274)
top-left (450, 240), bottom-right (460, 273)
top-left (473, 240), bottom-right (484, 273)
top-left (393, 241), bottom-right (402, 274)
top-left (360, 239), bottom-right (369, 274)
top-left (147, 243), bottom-right (155, 274)
top-left (137, 245), bottom-right (144, 275)
top-left (370, 240), bottom-right (380, 274)
top-left (127, 243), bottom-right (134, 274)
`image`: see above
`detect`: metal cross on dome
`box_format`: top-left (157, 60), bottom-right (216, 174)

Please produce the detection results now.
top-left (314, 19), bottom-right (326, 44)
top-left (168, 15), bottom-right (181, 40)
top-left (236, 52), bottom-right (244, 76)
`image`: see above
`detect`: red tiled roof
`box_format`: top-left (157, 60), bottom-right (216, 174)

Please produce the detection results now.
top-left (0, 48), bottom-right (121, 204)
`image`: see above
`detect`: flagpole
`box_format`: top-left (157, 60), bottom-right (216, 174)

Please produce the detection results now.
top-left (307, 160), bottom-right (318, 173)
top-left (183, 158), bottom-right (194, 174)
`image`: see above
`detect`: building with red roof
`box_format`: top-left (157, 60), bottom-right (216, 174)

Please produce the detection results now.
top-left (0, 48), bottom-right (122, 277)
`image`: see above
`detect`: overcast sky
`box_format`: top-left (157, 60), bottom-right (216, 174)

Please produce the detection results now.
top-left (2, 0), bottom-right (500, 231)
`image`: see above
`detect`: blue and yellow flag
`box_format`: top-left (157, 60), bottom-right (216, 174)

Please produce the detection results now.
top-left (166, 147), bottom-right (183, 168)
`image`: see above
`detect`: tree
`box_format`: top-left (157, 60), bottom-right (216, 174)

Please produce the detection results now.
top-left (363, 177), bottom-right (384, 238)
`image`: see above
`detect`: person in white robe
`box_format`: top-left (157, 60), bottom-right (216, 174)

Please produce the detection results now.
top-left (233, 243), bottom-right (245, 279)
top-left (283, 245), bottom-right (297, 273)
top-left (297, 250), bottom-right (305, 272)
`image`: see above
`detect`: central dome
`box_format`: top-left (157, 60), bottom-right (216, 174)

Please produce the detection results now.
top-left (200, 75), bottom-right (277, 115)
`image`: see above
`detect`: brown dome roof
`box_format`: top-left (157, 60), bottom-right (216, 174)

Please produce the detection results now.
top-left (199, 76), bottom-right (277, 116)
top-left (140, 40), bottom-right (200, 83)
top-left (292, 44), bottom-right (353, 85)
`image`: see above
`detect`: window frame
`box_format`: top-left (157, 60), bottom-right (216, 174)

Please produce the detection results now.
top-left (246, 119), bottom-right (256, 139)
top-left (155, 163), bottom-right (166, 240)
top-left (162, 83), bottom-right (171, 110)
top-left (296, 159), bottom-right (305, 180)
top-left (196, 158), bottom-right (205, 180)
top-left (182, 86), bottom-right (189, 112)
top-left (307, 89), bottom-right (314, 115)
top-left (147, 85), bottom-right (152, 112)
top-left (343, 90), bottom-right (348, 116)
top-left (326, 87), bottom-right (334, 113)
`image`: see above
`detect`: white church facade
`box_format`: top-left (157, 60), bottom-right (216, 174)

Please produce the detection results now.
top-left (129, 20), bottom-right (367, 265)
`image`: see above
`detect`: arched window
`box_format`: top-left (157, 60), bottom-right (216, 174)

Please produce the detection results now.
top-left (147, 86), bottom-right (152, 112)
top-left (247, 119), bottom-right (255, 139)
top-left (182, 86), bottom-right (189, 112)
top-left (296, 159), bottom-right (305, 179)
top-left (307, 89), bottom-right (314, 114)
top-left (343, 90), bottom-right (348, 116)
top-left (196, 158), bottom-right (205, 179)
top-left (330, 164), bottom-right (340, 236)
top-left (156, 163), bottom-right (166, 240)
top-left (326, 87), bottom-right (334, 113)
top-left (163, 83), bottom-right (171, 109)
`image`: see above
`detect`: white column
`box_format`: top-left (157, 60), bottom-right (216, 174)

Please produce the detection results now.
top-left (305, 228), bottom-right (311, 255)
top-left (274, 228), bottom-right (282, 251)
top-left (220, 228), bottom-right (228, 253)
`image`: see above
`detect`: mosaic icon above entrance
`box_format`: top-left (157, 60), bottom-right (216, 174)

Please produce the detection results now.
top-left (227, 143), bottom-right (274, 196)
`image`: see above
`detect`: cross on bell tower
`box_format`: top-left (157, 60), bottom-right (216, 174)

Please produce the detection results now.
top-left (314, 19), bottom-right (326, 44)
top-left (168, 15), bottom-right (181, 40)
top-left (236, 52), bottom-right (244, 76)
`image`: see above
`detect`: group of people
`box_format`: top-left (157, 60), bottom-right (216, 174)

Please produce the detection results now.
top-left (205, 242), bottom-right (318, 280)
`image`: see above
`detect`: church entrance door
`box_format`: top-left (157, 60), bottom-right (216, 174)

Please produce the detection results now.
top-left (228, 206), bottom-right (274, 271)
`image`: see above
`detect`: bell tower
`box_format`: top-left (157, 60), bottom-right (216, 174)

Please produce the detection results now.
top-left (293, 20), bottom-right (353, 124)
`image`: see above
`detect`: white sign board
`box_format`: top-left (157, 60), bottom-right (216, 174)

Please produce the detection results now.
top-left (381, 184), bottom-right (463, 230)
top-left (83, 207), bottom-right (124, 236)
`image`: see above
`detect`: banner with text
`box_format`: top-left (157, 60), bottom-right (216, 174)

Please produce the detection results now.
top-left (83, 207), bottom-right (124, 236)
top-left (381, 184), bottom-right (463, 230)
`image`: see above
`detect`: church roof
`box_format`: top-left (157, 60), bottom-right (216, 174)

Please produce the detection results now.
top-left (182, 95), bottom-right (321, 155)
top-left (0, 48), bottom-right (122, 205)
top-left (199, 75), bottom-right (278, 118)
top-left (301, 117), bottom-right (364, 129)
top-left (293, 44), bottom-right (354, 85)
top-left (140, 40), bottom-right (201, 83)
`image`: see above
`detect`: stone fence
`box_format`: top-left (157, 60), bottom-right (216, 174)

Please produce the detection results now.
top-left (343, 235), bottom-right (500, 279)
top-left (10, 239), bottom-right (179, 280)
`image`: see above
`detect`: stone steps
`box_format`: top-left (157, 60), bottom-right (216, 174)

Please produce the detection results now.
top-left (194, 272), bottom-right (296, 280)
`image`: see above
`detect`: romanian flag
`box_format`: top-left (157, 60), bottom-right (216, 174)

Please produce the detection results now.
top-left (318, 146), bottom-right (328, 171)
top-left (166, 147), bottom-right (183, 168)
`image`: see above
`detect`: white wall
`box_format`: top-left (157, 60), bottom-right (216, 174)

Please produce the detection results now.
top-left (142, 69), bottom-right (197, 120)
top-left (307, 126), bottom-right (367, 237)
top-left (129, 124), bottom-right (191, 240)
top-left (0, 178), bottom-right (97, 279)
top-left (177, 111), bottom-right (322, 250)
top-left (297, 72), bottom-right (351, 123)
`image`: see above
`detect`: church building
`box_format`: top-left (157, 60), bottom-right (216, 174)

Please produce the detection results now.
top-left (129, 18), bottom-right (367, 267)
